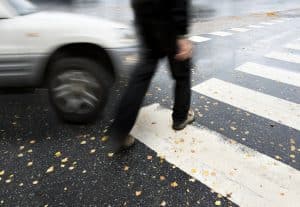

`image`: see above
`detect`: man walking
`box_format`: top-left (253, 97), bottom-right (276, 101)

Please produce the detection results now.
top-left (109, 0), bottom-right (194, 150)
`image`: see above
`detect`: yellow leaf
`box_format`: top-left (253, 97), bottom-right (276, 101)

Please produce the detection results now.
top-left (135, 191), bottom-right (142, 196)
top-left (32, 180), bottom-right (39, 185)
top-left (290, 145), bottom-right (296, 151)
top-left (290, 154), bottom-right (296, 159)
top-left (0, 170), bottom-right (4, 176)
top-left (46, 166), bottom-right (54, 174)
top-left (108, 152), bottom-right (114, 157)
top-left (170, 181), bottom-right (178, 188)
top-left (30, 140), bottom-right (36, 144)
top-left (27, 162), bottom-right (33, 167)
top-left (101, 136), bottom-right (108, 142)
top-left (80, 140), bottom-right (87, 145)
top-left (90, 149), bottom-right (96, 154)
top-left (191, 168), bottom-right (197, 174)
top-left (160, 201), bottom-right (167, 207)
top-left (124, 165), bottom-right (129, 171)
top-left (61, 158), bottom-right (68, 163)
top-left (215, 200), bottom-right (221, 206)
top-left (55, 152), bottom-right (62, 157)
top-left (202, 170), bottom-right (209, 176)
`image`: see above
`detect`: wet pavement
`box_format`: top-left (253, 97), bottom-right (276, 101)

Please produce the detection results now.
top-left (1, 1), bottom-right (300, 207)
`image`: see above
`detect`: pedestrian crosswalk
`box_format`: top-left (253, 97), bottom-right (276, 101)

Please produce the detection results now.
top-left (131, 104), bottom-right (300, 207)
top-left (265, 51), bottom-right (300, 64)
top-left (235, 62), bottom-right (300, 87)
top-left (131, 28), bottom-right (300, 206)
top-left (192, 78), bottom-right (300, 131)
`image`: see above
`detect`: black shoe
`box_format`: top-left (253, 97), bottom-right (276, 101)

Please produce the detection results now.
top-left (111, 135), bottom-right (136, 153)
top-left (172, 110), bottom-right (195, 130)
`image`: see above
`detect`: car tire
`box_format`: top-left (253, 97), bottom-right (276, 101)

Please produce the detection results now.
top-left (48, 57), bottom-right (112, 123)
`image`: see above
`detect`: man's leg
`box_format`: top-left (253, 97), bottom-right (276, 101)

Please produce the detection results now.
top-left (168, 56), bottom-right (191, 124)
top-left (110, 52), bottom-right (159, 144)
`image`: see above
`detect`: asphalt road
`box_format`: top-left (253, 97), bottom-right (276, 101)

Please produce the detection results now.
top-left (1, 2), bottom-right (300, 207)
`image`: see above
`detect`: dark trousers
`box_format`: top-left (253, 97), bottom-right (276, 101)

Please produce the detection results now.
top-left (110, 48), bottom-right (191, 142)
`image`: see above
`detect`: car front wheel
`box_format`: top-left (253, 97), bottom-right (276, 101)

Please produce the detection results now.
top-left (48, 57), bottom-right (111, 123)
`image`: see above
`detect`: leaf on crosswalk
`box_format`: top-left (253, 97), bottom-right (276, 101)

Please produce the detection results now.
top-left (124, 165), bottom-right (129, 171)
top-left (214, 200), bottom-right (221, 206)
top-left (191, 168), bottom-right (197, 174)
top-left (275, 155), bottom-right (282, 160)
top-left (290, 154), bottom-right (295, 159)
top-left (202, 170), bottom-right (209, 176)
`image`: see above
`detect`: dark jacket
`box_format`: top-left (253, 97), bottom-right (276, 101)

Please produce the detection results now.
top-left (131, 0), bottom-right (190, 55)
top-left (131, 0), bottom-right (189, 36)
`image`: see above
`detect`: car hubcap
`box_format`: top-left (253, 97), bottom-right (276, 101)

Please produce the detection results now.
top-left (51, 70), bottom-right (101, 114)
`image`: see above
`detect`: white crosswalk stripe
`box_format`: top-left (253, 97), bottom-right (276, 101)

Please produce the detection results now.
top-left (260, 22), bottom-right (275, 25)
top-left (192, 78), bottom-right (300, 131)
top-left (235, 62), bottom-right (300, 87)
top-left (229, 27), bottom-right (251, 32)
top-left (189, 36), bottom-right (211, 43)
top-left (131, 104), bottom-right (300, 207)
top-left (285, 42), bottom-right (300, 51)
top-left (248, 25), bottom-right (264, 28)
top-left (265, 51), bottom-right (300, 64)
top-left (209, 31), bottom-right (233, 37)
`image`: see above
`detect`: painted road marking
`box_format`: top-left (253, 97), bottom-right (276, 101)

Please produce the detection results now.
top-left (189, 36), bottom-right (211, 43)
top-left (248, 25), bottom-right (264, 29)
top-left (209, 31), bottom-right (233, 37)
top-left (260, 22), bottom-right (275, 25)
top-left (192, 78), bottom-right (300, 131)
top-left (229, 27), bottom-right (251, 32)
top-left (285, 42), bottom-right (300, 51)
top-left (131, 104), bottom-right (300, 207)
top-left (235, 62), bottom-right (300, 87)
top-left (265, 51), bottom-right (300, 64)
top-left (271, 19), bottom-right (285, 23)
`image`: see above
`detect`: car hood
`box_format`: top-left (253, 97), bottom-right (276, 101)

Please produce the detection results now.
top-left (21, 11), bottom-right (137, 48)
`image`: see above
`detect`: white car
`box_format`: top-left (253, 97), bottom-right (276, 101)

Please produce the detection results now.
top-left (0, 0), bottom-right (137, 123)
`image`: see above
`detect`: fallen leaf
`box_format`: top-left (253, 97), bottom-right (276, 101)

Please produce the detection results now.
top-left (101, 136), bottom-right (108, 142)
top-left (230, 126), bottom-right (237, 131)
top-left (202, 170), bottom-right (209, 176)
top-left (27, 149), bottom-right (33, 153)
top-left (82, 170), bottom-right (87, 174)
top-left (60, 164), bottom-right (65, 168)
top-left (5, 179), bottom-right (12, 184)
top-left (0, 170), bottom-right (4, 176)
top-left (61, 158), bottom-right (68, 163)
top-left (46, 166), bottom-right (54, 174)
top-left (280, 192), bottom-right (285, 196)
top-left (290, 154), bottom-right (295, 159)
top-left (27, 162), bottom-right (33, 167)
top-left (19, 183), bottom-right (24, 187)
top-left (17, 153), bottom-right (24, 158)
top-left (135, 191), bottom-right (142, 196)
top-left (290, 146), bottom-right (296, 151)
top-left (124, 165), bottom-right (129, 171)
top-left (108, 152), bottom-right (114, 157)
top-left (191, 168), bottom-right (197, 174)
top-left (147, 155), bottom-right (153, 160)
top-left (215, 200), bottom-right (221, 206)
top-left (275, 155), bottom-right (282, 160)
top-left (32, 180), bottom-right (38, 185)
top-left (160, 200), bottom-right (167, 206)
top-left (19, 146), bottom-right (25, 150)
top-left (90, 149), bottom-right (96, 154)
top-left (160, 176), bottom-right (166, 181)
top-left (68, 166), bottom-right (75, 171)
top-left (55, 152), bottom-right (62, 157)
top-left (189, 178), bottom-right (196, 182)
top-left (217, 194), bottom-right (223, 198)
top-left (90, 136), bottom-right (96, 140)
top-left (30, 140), bottom-right (36, 144)
top-left (80, 140), bottom-right (87, 145)
top-left (170, 181), bottom-right (178, 188)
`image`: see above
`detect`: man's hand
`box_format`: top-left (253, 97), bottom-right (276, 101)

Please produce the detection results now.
top-left (175, 38), bottom-right (193, 61)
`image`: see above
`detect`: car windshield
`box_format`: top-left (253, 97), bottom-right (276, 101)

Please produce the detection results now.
top-left (8, 0), bottom-right (37, 15)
